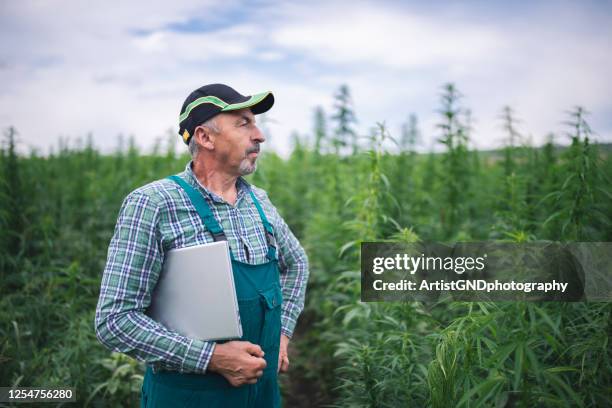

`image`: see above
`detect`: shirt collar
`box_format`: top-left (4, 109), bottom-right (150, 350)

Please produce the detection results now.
top-left (183, 161), bottom-right (251, 204)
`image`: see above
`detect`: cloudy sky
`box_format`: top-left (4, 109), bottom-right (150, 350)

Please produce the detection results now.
top-left (1, 0), bottom-right (611, 155)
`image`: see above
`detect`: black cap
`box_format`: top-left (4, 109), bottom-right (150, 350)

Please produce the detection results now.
top-left (178, 83), bottom-right (274, 144)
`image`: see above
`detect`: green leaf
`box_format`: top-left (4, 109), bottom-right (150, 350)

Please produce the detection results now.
top-left (545, 366), bottom-right (580, 374)
top-left (513, 344), bottom-right (524, 390)
top-left (339, 240), bottom-right (358, 258)
top-left (543, 371), bottom-right (584, 407)
top-left (457, 375), bottom-right (504, 407)
top-left (543, 211), bottom-right (565, 226)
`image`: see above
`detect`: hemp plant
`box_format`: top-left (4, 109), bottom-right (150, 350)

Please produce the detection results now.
top-left (543, 107), bottom-right (611, 241)
top-left (436, 83), bottom-right (471, 239)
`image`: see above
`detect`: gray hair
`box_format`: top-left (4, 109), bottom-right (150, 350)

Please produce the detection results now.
top-left (188, 116), bottom-right (220, 158)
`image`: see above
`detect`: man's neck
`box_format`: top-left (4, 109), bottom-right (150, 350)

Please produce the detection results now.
top-left (192, 160), bottom-right (239, 205)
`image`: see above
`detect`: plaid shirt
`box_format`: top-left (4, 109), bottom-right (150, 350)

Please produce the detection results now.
top-left (95, 161), bottom-right (309, 373)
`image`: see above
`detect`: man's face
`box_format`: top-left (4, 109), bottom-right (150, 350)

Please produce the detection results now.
top-left (213, 109), bottom-right (265, 176)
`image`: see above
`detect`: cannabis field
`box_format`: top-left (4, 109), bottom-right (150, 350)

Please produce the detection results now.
top-left (1, 85), bottom-right (611, 407)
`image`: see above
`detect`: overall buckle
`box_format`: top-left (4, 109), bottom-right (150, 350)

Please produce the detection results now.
top-left (211, 231), bottom-right (227, 242)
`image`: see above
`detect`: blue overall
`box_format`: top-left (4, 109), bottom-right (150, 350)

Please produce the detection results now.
top-left (141, 175), bottom-right (282, 408)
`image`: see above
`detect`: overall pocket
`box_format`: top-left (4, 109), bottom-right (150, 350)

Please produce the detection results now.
top-left (258, 283), bottom-right (283, 351)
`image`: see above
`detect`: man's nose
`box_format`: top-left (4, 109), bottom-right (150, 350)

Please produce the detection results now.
top-left (252, 125), bottom-right (265, 143)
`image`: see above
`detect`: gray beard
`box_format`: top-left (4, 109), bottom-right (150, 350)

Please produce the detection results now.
top-left (239, 159), bottom-right (257, 175)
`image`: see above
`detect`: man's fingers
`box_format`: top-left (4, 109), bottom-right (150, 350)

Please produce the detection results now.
top-left (242, 369), bottom-right (264, 385)
top-left (278, 354), bottom-right (289, 373)
top-left (245, 342), bottom-right (264, 357)
top-left (281, 356), bottom-right (290, 373)
top-left (257, 357), bottom-right (267, 369)
top-left (245, 355), bottom-right (266, 375)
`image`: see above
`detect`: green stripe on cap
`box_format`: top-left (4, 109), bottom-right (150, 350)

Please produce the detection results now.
top-left (179, 96), bottom-right (228, 123)
top-left (222, 92), bottom-right (271, 112)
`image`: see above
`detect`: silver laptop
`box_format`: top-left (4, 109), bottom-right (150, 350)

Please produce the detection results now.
top-left (147, 241), bottom-right (242, 341)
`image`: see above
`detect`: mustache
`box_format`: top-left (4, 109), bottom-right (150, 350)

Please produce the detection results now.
top-left (246, 144), bottom-right (260, 154)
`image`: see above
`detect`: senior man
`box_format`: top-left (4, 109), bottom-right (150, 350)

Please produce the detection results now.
top-left (95, 84), bottom-right (309, 407)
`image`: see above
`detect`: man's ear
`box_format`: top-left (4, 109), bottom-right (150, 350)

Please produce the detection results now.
top-left (194, 126), bottom-right (216, 151)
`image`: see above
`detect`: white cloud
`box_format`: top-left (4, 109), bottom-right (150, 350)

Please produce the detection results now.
top-left (272, 4), bottom-right (506, 70)
top-left (265, 1), bottom-right (612, 148)
top-left (0, 0), bottom-right (610, 156)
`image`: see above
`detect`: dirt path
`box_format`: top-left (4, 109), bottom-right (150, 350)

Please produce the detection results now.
top-left (279, 313), bottom-right (334, 408)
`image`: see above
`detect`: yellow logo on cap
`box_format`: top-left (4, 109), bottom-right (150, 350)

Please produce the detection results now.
top-left (183, 129), bottom-right (190, 142)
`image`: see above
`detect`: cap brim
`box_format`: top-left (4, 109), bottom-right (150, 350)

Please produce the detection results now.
top-left (221, 91), bottom-right (274, 115)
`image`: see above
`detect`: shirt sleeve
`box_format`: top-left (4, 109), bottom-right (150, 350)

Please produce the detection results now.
top-left (256, 190), bottom-right (309, 339)
top-left (94, 191), bottom-right (215, 373)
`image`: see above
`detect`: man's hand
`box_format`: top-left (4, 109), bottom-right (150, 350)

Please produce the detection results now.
top-left (207, 341), bottom-right (267, 387)
top-left (278, 334), bottom-right (290, 373)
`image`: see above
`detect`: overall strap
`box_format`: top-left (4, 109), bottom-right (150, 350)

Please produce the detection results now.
top-left (167, 175), bottom-right (227, 242)
top-left (249, 189), bottom-right (277, 261)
